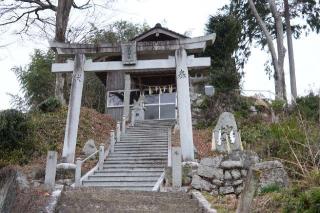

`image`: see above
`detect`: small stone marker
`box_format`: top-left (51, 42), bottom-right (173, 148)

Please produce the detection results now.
top-left (82, 139), bottom-right (97, 156)
top-left (172, 147), bottom-right (182, 188)
top-left (44, 151), bottom-right (57, 188)
top-left (212, 112), bottom-right (243, 153)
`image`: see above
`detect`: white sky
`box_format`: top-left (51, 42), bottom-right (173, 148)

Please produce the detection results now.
top-left (0, 0), bottom-right (319, 109)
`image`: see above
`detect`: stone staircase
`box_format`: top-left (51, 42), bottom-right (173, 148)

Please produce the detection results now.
top-left (56, 188), bottom-right (203, 213)
top-left (82, 120), bottom-right (175, 191)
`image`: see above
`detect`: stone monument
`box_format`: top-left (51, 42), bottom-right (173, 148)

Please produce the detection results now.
top-left (212, 112), bottom-right (243, 153)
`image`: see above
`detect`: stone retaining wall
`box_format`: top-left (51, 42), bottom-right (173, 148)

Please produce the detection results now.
top-left (191, 150), bottom-right (289, 196)
top-left (191, 150), bottom-right (259, 196)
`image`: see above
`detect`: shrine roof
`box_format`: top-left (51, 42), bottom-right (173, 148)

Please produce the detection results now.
top-left (131, 23), bottom-right (188, 42)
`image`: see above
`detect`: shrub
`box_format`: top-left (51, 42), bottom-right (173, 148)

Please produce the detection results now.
top-left (280, 187), bottom-right (320, 213)
top-left (260, 183), bottom-right (282, 194)
top-left (37, 97), bottom-right (61, 113)
top-left (296, 93), bottom-right (320, 122)
top-left (271, 99), bottom-right (286, 114)
top-left (0, 109), bottom-right (36, 166)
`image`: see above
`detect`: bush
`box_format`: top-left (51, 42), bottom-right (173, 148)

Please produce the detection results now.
top-left (296, 93), bottom-right (320, 122)
top-left (280, 187), bottom-right (320, 213)
top-left (0, 109), bottom-right (36, 166)
top-left (37, 97), bottom-right (61, 113)
top-left (271, 99), bottom-right (286, 114)
top-left (260, 183), bottom-right (282, 194)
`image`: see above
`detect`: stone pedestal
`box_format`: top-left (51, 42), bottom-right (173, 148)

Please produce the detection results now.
top-left (175, 48), bottom-right (194, 161)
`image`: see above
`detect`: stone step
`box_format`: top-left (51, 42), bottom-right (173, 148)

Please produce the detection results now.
top-left (93, 171), bottom-right (163, 177)
top-left (83, 186), bottom-right (153, 191)
top-left (121, 135), bottom-right (167, 138)
top-left (114, 147), bottom-right (167, 152)
top-left (109, 153), bottom-right (167, 157)
top-left (124, 130), bottom-right (168, 133)
top-left (107, 156), bottom-right (167, 161)
top-left (98, 168), bottom-right (164, 172)
top-left (120, 133), bottom-right (168, 139)
top-left (125, 130), bottom-right (168, 133)
top-left (119, 139), bottom-right (167, 142)
top-left (118, 140), bottom-right (168, 143)
top-left (87, 176), bottom-right (159, 182)
top-left (112, 150), bottom-right (167, 154)
top-left (82, 180), bottom-right (156, 187)
top-left (128, 126), bottom-right (170, 128)
top-left (104, 160), bottom-right (167, 165)
top-left (125, 129), bottom-right (168, 132)
top-left (107, 157), bottom-right (167, 161)
top-left (103, 164), bottom-right (165, 168)
top-left (62, 188), bottom-right (191, 199)
top-left (57, 188), bottom-right (202, 213)
top-left (115, 142), bottom-right (167, 146)
top-left (119, 138), bottom-right (168, 140)
top-left (132, 126), bottom-right (172, 129)
top-left (115, 142), bottom-right (168, 147)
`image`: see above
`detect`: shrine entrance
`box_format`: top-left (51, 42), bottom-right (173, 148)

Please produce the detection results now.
top-left (50, 23), bottom-right (216, 162)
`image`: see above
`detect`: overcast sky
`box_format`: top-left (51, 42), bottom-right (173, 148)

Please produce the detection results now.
top-left (0, 0), bottom-right (319, 110)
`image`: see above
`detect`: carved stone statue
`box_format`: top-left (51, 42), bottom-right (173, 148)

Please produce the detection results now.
top-left (131, 95), bottom-right (145, 122)
top-left (212, 112), bottom-right (243, 153)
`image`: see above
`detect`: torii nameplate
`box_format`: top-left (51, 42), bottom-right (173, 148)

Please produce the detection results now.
top-left (121, 41), bottom-right (137, 65)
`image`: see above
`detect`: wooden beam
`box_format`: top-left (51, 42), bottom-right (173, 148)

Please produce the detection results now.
top-left (51, 56), bottom-right (211, 73)
top-left (49, 34), bottom-right (216, 56)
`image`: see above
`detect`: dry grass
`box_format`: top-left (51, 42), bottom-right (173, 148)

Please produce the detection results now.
top-left (202, 192), bottom-right (238, 213)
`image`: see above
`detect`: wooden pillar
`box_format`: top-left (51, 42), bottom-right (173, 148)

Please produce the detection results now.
top-left (123, 73), bottom-right (131, 120)
top-left (62, 54), bottom-right (85, 163)
top-left (175, 48), bottom-right (194, 161)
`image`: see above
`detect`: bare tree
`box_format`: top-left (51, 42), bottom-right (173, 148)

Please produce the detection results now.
top-left (284, 0), bottom-right (297, 102)
top-left (248, 0), bottom-right (287, 101)
top-left (0, 0), bottom-right (114, 104)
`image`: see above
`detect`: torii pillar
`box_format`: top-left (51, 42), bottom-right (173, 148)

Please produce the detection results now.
top-left (175, 48), bottom-right (194, 161)
top-left (62, 54), bottom-right (85, 163)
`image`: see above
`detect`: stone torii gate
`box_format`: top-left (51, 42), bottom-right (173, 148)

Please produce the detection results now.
top-left (50, 33), bottom-right (216, 163)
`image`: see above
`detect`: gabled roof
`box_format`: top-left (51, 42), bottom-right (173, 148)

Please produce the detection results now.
top-left (131, 23), bottom-right (188, 42)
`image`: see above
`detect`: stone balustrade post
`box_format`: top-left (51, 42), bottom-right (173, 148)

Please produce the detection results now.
top-left (172, 147), bottom-right (182, 188)
top-left (98, 144), bottom-right (105, 171)
top-left (131, 110), bottom-right (135, 126)
top-left (44, 151), bottom-right (57, 189)
top-left (116, 121), bottom-right (121, 142)
top-left (110, 130), bottom-right (115, 153)
top-left (75, 158), bottom-right (82, 187)
top-left (122, 116), bottom-right (126, 134)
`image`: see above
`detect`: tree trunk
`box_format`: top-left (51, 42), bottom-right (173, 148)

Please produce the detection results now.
top-left (248, 0), bottom-right (286, 101)
top-left (269, 0), bottom-right (287, 101)
top-left (54, 0), bottom-right (73, 105)
top-left (284, 0), bottom-right (297, 102)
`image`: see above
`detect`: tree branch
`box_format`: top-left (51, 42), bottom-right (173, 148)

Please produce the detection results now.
top-left (72, 0), bottom-right (92, 10)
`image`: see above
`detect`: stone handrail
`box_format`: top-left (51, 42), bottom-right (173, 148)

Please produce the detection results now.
top-left (152, 171), bottom-right (165, 192)
top-left (168, 128), bottom-right (172, 167)
top-left (75, 129), bottom-right (117, 187)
